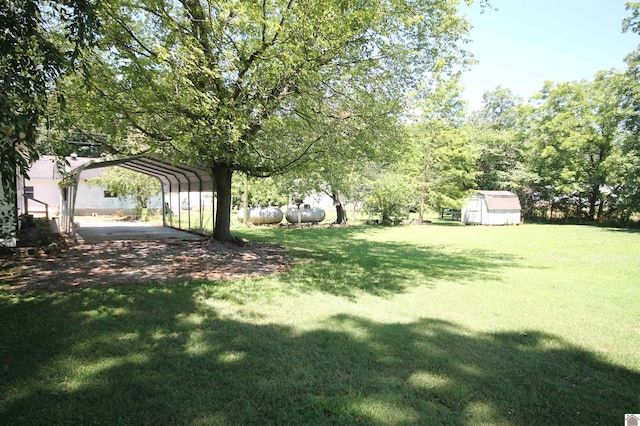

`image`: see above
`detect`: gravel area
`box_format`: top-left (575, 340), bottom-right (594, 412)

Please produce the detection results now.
top-left (0, 238), bottom-right (292, 293)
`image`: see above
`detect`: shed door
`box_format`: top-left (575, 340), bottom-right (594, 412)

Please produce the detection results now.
top-left (463, 197), bottom-right (483, 224)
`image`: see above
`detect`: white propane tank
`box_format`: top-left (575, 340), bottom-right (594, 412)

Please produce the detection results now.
top-left (285, 206), bottom-right (326, 224)
top-left (237, 207), bottom-right (284, 225)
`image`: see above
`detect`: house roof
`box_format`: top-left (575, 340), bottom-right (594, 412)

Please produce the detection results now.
top-left (27, 155), bottom-right (105, 180)
top-left (67, 154), bottom-right (215, 192)
top-left (477, 190), bottom-right (521, 211)
top-left (26, 156), bottom-right (59, 180)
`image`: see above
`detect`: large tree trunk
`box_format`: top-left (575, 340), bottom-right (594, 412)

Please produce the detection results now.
top-left (331, 192), bottom-right (348, 225)
top-left (596, 198), bottom-right (605, 221)
top-left (212, 163), bottom-right (234, 241)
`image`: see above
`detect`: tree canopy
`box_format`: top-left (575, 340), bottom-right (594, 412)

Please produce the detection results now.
top-left (64, 0), bottom-right (476, 239)
top-left (1, 0), bottom-right (97, 201)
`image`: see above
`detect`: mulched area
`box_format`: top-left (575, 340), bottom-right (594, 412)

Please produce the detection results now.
top-left (0, 238), bottom-right (292, 293)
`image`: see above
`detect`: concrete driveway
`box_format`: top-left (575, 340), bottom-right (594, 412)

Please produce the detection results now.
top-left (74, 220), bottom-right (206, 243)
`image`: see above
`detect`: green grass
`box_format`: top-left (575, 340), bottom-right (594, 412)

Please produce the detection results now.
top-left (1, 221), bottom-right (639, 425)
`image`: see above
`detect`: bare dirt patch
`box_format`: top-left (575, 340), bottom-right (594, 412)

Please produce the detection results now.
top-left (0, 239), bottom-right (292, 293)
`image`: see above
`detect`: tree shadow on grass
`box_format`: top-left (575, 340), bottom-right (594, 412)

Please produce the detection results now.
top-left (235, 226), bottom-right (521, 300)
top-left (605, 228), bottom-right (640, 234)
top-left (2, 286), bottom-right (637, 425)
top-left (425, 219), bottom-right (466, 227)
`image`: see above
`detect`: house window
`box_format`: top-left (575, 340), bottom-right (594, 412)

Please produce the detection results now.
top-left (24, 186), bottom-right (34, 199)
top-left (104, 191), bottom-right (117, 198)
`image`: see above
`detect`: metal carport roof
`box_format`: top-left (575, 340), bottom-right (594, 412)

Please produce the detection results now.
top-left (68, 154), bottom-right (215, 193)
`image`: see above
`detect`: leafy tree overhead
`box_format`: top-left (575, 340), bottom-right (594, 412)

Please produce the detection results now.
top-left (68, 0), bottom-right (478, 240)
top-left (0, 0), bottom-right (97, 202)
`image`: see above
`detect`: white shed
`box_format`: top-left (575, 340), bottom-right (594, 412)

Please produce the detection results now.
top-left (461, 190), bottom-right (521, 225)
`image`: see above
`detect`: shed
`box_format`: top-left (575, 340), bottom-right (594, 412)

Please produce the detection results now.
top-left (461, 190), bottom-right (521, 225)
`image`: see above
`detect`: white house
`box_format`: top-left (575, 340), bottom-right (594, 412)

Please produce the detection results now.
top-left (461, 190), bottom-right (522, 225)
top-left (25, 155), bottom-right (162, 217)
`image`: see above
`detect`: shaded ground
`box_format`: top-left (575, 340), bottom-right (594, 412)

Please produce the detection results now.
top-left (74, 220), bottom-right (206, 243)
top-left (0, 237), bottom-right (291, 293)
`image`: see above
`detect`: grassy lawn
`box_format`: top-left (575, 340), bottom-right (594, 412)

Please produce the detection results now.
top-left (1, 221), bottom-right (639, 425)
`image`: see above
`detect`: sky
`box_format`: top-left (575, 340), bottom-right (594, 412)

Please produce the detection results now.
top-left (459, 0), bottom-right (639, 110)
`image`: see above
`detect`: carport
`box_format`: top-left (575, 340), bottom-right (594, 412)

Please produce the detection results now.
top-left (60, 154), bottom-right (215, 239)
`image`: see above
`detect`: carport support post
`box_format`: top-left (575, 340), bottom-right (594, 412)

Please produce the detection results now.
top-left (162, 189), bottom-right (167, 227)
top-left (243, 175), bottom-right (249, 226)
top-left (187, 183), bottom-right (192, 231)
top-left (68, 173), bottom-right (81, 238)
top-left (199, 191), bottom-right (204, 233)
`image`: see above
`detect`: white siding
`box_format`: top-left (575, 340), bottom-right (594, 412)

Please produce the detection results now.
top-left (484, 210), bottom-right (521, 225)
top-left (24, 178), bottom-right (60, 215)
top-left (461, 195), bottom-right (484, 224)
